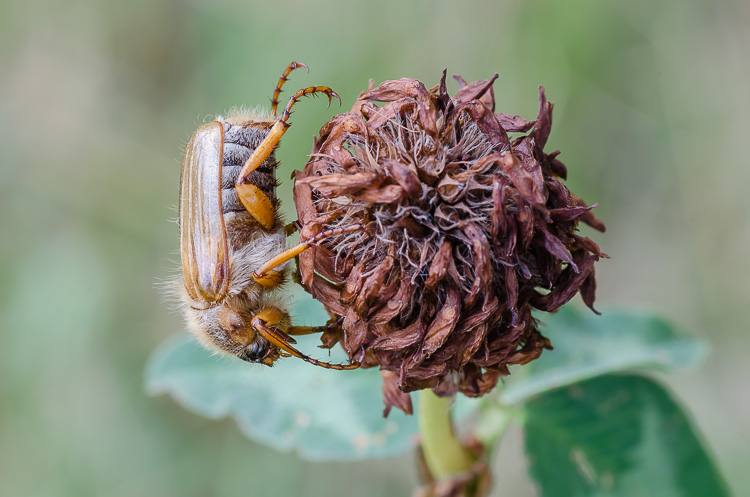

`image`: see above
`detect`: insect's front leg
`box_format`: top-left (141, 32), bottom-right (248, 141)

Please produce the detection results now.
top-left (251, 309), bottom-right (358, 370)
top-left (287, 315), bottom-right (343, 336)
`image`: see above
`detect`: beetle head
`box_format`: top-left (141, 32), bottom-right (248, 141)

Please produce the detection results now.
top-left (184, 303), bottom-right (277, 365)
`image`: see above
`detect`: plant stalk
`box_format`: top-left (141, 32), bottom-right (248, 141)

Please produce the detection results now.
top-left (418, 389), bottom-right (473, 479)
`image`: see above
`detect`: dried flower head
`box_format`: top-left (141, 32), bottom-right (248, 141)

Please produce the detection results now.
top-left (293, 71), bottom-right (606, 414)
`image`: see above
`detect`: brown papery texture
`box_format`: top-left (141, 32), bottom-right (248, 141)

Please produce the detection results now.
top-left (293, 72), bottom-right (606, 414)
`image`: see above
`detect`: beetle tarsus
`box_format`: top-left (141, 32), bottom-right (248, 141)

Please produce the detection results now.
top-left (280, 86), bottom-right (341, 124)
top-left (271, 61), bottom-right (310, 117)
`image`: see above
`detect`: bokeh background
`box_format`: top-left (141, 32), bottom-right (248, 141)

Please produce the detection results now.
top-left (1, 0), bottom-right (748, 495)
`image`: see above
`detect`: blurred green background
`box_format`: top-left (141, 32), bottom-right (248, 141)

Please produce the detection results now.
top-left (1, 0), bottom-right (747, 495)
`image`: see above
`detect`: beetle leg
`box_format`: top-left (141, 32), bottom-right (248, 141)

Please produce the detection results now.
top-left (236, 86), bottom-right (340, 188)
top-left (251, 310), bottom-right (359, 370)
top-left (235, 86), bottom-right (341, 229)
top-left (235, 183), bottom-right (277, 230)
top-left (285, 221), bottom-right (301, 237)
top-left (278, 86), bottom-right (341, 123)
top-left (271, 61), bottom-right (309, 117)
top-left (252, 225), bottom-right (362, 286)
top-left (287, 315), bottom-right (343, 336)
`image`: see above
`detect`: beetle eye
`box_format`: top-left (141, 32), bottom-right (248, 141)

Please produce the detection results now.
top-left (237, 344), bottom-right (266, 363)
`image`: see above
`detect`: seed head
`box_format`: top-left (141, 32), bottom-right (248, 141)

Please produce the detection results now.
top-left (293, 71), bottom-right (606, 414)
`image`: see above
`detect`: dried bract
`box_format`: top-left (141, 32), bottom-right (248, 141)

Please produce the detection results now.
top-left (414, 436), bottom-right (490, 497)
top-left (293, 72), bottom-right (605, 412)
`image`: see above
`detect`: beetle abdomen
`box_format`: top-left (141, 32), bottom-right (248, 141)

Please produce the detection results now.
top-left (220, 122), bottom-right (279, 217)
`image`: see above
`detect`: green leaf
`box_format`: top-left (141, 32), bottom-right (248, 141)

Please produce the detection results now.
top-left (523, 374), bottom-right (729, 497)
top-left (145, 289), bottom-right (417, 461)
top-left (501, 306), bottom-right (707, 404)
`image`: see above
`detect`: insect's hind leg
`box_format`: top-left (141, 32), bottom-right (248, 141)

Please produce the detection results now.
top-left (252, 225), bottom-right (362, 286)
top-left (237, 85), bottom-right (341, 187)
top-left (235, 86), bottom-right (342, 230)
top-left (271, 62), bottom-right (308, 117)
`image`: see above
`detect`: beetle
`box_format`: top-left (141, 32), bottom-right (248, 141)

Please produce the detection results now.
top-left (179, 61), bottom-right (359, 370)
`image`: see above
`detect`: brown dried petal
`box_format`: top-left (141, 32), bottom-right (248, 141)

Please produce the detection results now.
top-left (539, 226), bottom-right (578, 272)
top-left (341, 260), bottom-right (367, 304)
top-left (362, 79), bottom-right (439, 136)
top-left (531, 251), bottom-right (598, 312)
top-left (308, 277), bottom-right (347, 316)
top-left (581, 268), bottom-right (600, 315)
top-left (370, 320), bottom-right (423, 351)
top-left (415, 288), bottom-right (461, 362)
top-left (491, 175), bottom-right (509, 239)
top-left (504, 265), bottom-right (520, 325)
top-left (342, 307), bottom-right (368, 354)
top-left (354, 249), bottom-right (395, 317)
top-left (457, 323), bottom-right (490, 370)
top-left (498, 150), bottom-right (546, 206)
top-left (349, 78), bottom-right (375, 115)
top-left (454, 101), bottom-right (510, 149)
top-left (436, 175), bottom-right (465, 203)
top-left (292, 169), bottom-right (317, 226)
top-left (362, 98), bottom-right (419, 129)
top-left (464, 225), bottom-right (493, 307)
top-left (382, 159), bottom-right (422, 197)
top-left (314, 113), bottom-right (370, 166)
top-left (548, 203), bottom-right (598, 223)
top-left (452, 73), bottom-right (498, 111)
top-left (532, 86), bottom-right (553, 151)
top-left (352, 184), bottom-right (405, 204)
top-left (497, 113), bottom-right (535, 132)
top-left (370, 277), bottom-right (413, 324)
top-left (298, 172), bottom-right (381, 196)
top-left (546, 150), bottom-right (568, 179)
top-left (570, 233), bottom-right (608, 259)
top-left (571, 193), bottom-right (606, 232)
top-left (362, 78), bottom-right (431, 103)
top-left (381, 369), bottom-right (413, 416)
top-left (425, 241), bottom-right (453, 290)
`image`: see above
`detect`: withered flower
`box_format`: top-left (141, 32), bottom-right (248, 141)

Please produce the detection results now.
top-left (293, 71), bottom-right (605, 414)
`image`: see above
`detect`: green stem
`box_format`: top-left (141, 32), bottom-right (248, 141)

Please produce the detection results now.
top-left (418, 389), bottom-right (473, 479)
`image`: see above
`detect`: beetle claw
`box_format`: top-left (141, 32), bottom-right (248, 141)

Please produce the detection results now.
top-left (328, 91), bottom-right (342, 108)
